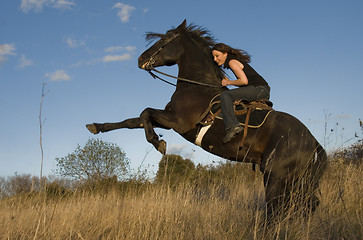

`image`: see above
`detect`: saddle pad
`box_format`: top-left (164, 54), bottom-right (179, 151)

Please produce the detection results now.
top-left (209, 94), bottom-right (273, 128)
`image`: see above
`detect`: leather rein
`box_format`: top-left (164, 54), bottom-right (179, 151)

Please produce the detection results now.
top-left (147, 68), bottom-right (222, 88)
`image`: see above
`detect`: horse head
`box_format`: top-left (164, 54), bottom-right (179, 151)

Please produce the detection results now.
top-left (138, 20), bottom-right (186, 70)
top-left (138, 20), bottom-right (224, 88)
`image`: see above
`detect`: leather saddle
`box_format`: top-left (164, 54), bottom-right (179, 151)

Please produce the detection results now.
top-left (201, 94), bottom-right (274, 128)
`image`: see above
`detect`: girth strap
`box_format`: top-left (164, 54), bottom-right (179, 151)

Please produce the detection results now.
top-left (239, 106), bottom-right (252, 149)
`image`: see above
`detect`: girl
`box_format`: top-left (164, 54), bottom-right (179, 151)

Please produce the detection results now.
top-left (212, 43), bottom-right (270, 143)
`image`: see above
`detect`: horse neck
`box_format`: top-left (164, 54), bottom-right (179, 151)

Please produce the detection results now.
top-left (176, 39), bottom-right (222, 90)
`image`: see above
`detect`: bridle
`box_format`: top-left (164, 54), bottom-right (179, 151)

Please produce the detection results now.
top-left (142, 33), bottom-right (222, 88)
top-left (143, 33), bottom-right (180, 71)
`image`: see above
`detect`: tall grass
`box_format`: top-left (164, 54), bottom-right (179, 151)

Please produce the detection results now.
top-left (1, 161), bottom-right (362, 239)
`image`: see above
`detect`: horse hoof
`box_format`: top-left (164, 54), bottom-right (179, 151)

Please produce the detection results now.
top-left (158, 140), bottom-right (167, 155)
top-left (86, 124), bottom-right (100, 134)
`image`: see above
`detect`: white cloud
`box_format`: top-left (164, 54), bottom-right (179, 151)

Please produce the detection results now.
top-left (18, 55), bottom-right (34, 68)
top-left (112, 3), bottom-right (135, 23)
top-left (102, 54), bottom-right (131, 62)
top-left (45, 70), bottom-right (70, 82)
top-left (69, 45), bottom-right (135, 67)
top-left (167, 144), bottom-right (188, 155)
top-left (0, 43), bottom-right (16, 67)
top-left (20, 0), bottom-right (47, 12)
top-left (53, 0), bottom-right (76, 10)
top-left (104, 45), bottom-right (136, 53)
top-left (125, 45), bottom-right (136, 52)
top-left (66, 37), bottom-right (85, 48)
top-left (0, 43), bottom-right (16, 56)
top-left (20, 0), bottom-right (75, 12)
top-left (105, 46), bottom-right (124, 53)
top-left (166, 144), bottom-right (197, 160)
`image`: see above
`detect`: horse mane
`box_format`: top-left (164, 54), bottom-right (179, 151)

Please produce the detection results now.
top-left (145, 24), bottom-right (225, 80)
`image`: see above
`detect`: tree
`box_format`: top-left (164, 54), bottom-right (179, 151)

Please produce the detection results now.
top-left (55, 139), bottom-right (129, 182)
top-left (155, 154), bottom-right (195, 186)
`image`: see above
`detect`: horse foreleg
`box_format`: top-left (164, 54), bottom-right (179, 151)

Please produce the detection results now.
top-left (140, 107), bottom-right (176, 155)
top-left (86, 117), bottom-right (143, 134)
top-left (87, 107), bottom-right (178, 155)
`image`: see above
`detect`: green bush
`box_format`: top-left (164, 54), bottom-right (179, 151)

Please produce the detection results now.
top-left (155, 154), bottom-right (196, 187)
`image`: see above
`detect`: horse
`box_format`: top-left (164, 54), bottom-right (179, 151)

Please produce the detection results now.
top-left (86, 20), bottom-right (327, 220)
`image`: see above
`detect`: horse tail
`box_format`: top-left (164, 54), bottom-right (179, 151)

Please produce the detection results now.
top-left (316, 142), bottom-right (328, 171)
top-left (311, 142), bottom-right (328, 187)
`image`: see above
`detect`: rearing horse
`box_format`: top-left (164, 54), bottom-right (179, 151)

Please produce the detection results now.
top-left (86, 20), bottom-right (327, 218)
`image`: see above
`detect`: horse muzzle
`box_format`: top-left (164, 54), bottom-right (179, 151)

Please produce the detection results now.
top-left (138, 56), bottom-right (155, 70)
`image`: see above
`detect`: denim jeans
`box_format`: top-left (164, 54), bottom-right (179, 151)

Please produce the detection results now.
top-left (220, 85), bottom-right (270, 131)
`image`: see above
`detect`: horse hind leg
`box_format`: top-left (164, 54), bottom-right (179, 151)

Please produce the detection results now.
top-left (293, 144), bottom-right (327, 216)
top-left (302, 148), bottom-right (327, 214)
top-left (263, 174), bottom-right (292, 222)
top-left (264, 170), bottom-right (324, 224)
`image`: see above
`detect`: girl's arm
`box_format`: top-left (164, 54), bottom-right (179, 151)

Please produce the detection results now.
top-left (221, 59), bottom-right (248, 87)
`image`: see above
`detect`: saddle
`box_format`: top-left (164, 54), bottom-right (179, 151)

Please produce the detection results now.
top-left (201, 94), bottom-right (274, 128)
top-left (197, 95), bottom-right (273, 172)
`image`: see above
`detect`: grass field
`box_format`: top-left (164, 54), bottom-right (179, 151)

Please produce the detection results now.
top-left (0, 160), bottom-right (362, 240)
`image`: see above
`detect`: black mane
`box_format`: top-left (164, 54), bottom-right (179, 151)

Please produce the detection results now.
top-left (145, 24), bottom-right (215, 46)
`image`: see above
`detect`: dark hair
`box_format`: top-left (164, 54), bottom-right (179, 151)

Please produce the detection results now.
top-left (212, 43), bottom-right (251, 64)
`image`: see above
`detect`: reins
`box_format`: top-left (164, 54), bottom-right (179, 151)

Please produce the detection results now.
top-left (147, 68), bottom-right (222, 88)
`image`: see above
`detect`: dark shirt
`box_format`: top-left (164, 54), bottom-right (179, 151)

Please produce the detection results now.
top-left (224, 55), bottom-right (268, 87)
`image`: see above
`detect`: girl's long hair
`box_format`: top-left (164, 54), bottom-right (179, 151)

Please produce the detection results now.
top-left (212, 43), bottom-right (251, 64)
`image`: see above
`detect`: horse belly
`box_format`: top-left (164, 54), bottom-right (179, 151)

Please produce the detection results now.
top-left (189, 120), bottom-right (261, 163)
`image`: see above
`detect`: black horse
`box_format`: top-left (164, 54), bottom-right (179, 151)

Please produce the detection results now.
top-left (87, 20), bottom-right (327, 219)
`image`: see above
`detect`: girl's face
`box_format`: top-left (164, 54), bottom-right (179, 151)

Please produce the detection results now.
top-left (212, 50), bottom-right (228, 66)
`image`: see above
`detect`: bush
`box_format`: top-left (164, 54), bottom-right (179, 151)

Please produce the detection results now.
top-left (55, 138), bottom-right (130, 183)
top-left (155, 154), bottom-right (196, 187)
top-left (334, 140), bottom-right (363, 165)
top-left (4, 174), bottom-right (36, 196)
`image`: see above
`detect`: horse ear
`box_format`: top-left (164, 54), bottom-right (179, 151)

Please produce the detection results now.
top-left (177, 19), bottom-right (187, 30)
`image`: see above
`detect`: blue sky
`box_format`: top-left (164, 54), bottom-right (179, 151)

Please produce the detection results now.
top-left (1, 0), bottom-right (362, 178)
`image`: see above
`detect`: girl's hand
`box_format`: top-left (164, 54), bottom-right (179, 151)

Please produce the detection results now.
top-left (221, 77), bottom-right (229, 86)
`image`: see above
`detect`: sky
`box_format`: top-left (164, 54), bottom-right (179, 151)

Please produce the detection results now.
top-left (1, 0), bottom-right (362, 178)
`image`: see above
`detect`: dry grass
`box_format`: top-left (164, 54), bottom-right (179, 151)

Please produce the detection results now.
top-left (1, 161), bottom-right (362, 240)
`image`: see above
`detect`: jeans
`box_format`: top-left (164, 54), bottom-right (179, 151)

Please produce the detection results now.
top-left (220, 85), bottom-right (270, 131)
